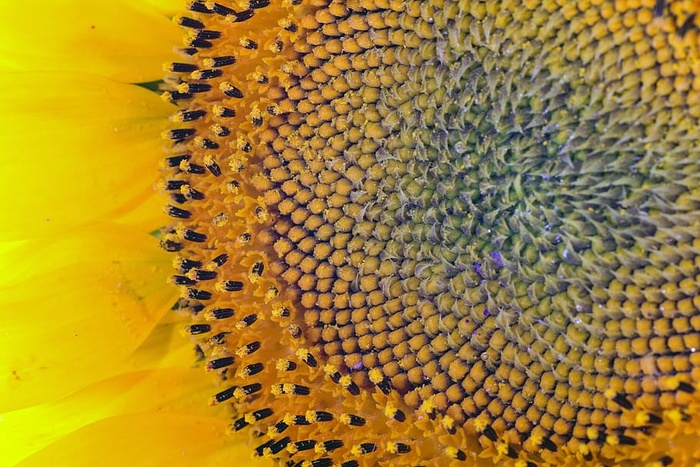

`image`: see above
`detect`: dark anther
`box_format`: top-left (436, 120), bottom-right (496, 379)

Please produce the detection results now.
top-left (254, 439), bottom-right (275, 457)
top-left (214, 106), bottom-right (236, 117)
top-left (646, 413), bottom-right (663, 424)
top-left (582, 450), bottom-right (593, 461)
top-left (187, 288), bottom-right (212, 300)
top-left (541, 436), bottom-right (557, 452)
top-left (167, 128), bottom-right (196, 140)
top-left (209, 307), bottom-right (234, 319)
top-left (294, 439), bottom-right (316, 451)
top-left (223, 280), bottom-right (244, 292)
top-left (195, 270), bottom-right (218, 281)
top-left (251, 261), bottom-right (264, 276)
top-left (172, 275), bottom-right (196, 286)
top-left (187, 38), bottom-right (212, 48)
top-left (344, 380), bottom-right (360, 396)
top-left (189, 303), bottom-right (204, 314)
top-left (209, 331), bottom-right (230, 345)
top-left (183, 186), bottom-right (205, 200)
top-left (678, 14), bottom-right (697, 36)
top-left (659, 456), bottom-right (673, 466)
top-left (241, 341), bottom-right (261, 355)
top-left (177, 16), bottom-right (205, 29)
top-left (207, 356), bottom-right (235, 370)
top-left (268, 436), bottom-right (291, 455)
top-left (211, 2), bottom-right (236, 15)
top-left (249, 0), bottom-right (271, 8)
top-left (188, 324), bottom-right (211, 335)
top-left (232, 9), bottom-right (255, 22)
top-left (253, 408), bottom-right (273, 421)
top-left (197, 138), bottom-right (219, 149)
top-left (280, 360), bottom-right (296, 371)
top-left (179, 47), bottom-right (198, 55)
top-left (222, 84), bottom-right (244, 98)
top-left (392, 408), bottom-right (406, 422)
top-left (452, 449), bottom-right (467, 461)
top-left (175, 109), bottom-right (206, 121)
top-left (242, 383), bottom-right (262, 395)
top-left (243, 362), bottom-right (264, 376)
top-left (208, 55), bottom-right (237, 67)
top-left (214, 386), bottom-right (237, 403)
top-left (326, 369), bottom-right (341, 384)
top-left (526, 463), bottom-right (537, 467)
top-left (321, 440), bottom-right (344, 452)
top-left (183, 83), bottom-right (212, 93)
top-left (166, 205), bottom-right (191, 219)
top-left (164, 180), bottom-right (187, 190)
top-left (183, 163), bottom-right (206, 174)
top-left (311, 459), bottom-right (332, 467)
top-left (653, 0), bottom-right (665, 17)
top-left (341, 462), bottom-right (359, 467)
top-left (210, 253), bottom-right (228, 266)
top-left (393, 442), bottom-right (411, 454)
top-left (292, 384), bottom-right (310, 395)
top-left (288, 324), bottom-right (302, 339)
top-left (619, 435), bottom-right (637, 446)
top-left (168, 62), bottom-right (198, 73)
top-left (678, 381), bottom-right (695, 393)
top-left (165, 154), bottom-right (191, 167)
top-left (160, 239), bottom-right (183, 252)
top-left (192, 68), bottom-right (223, 80)
top-left (206, 160), bottom-right (222, 176)
top-left (239, 314), bottom-right (258, 327)
top-left (183, 229), bottom-right (207, 242)
top-left (211, 125), bottom-right (230, 137)
top-left (377, 379), bottom-right (391, 395)
top-left (482, 426), bottom-right (498, 442)
top-left (345, 414), bottom-right (365, 426)
top-left (188, 1), bottom-right (212, 13)
top-left (239, 140), bottom-right (252, 152)
top-left (507, 445), bottom-right (518, 459)
top-left (314, 411), bottom-right (333, 422)
top-left (273, 420), bottom-right (289, 434)
top-left (170, 193), bottom-right (187, 204)
top-left (233, 417), bottom-right (249, 431)
top-left (163, 91), bottom-right (193, 102)
top-left (177, 258), bottom-right (202, 271)
top-left (301, 352), bottom-right (317, 368)
top-left (282, 21), bottom-right (297, 32)
top-left (357, 443), bottom-right (376, 454)
top-left (241, 38), bottom-right (258, 49)
top-left (195, 29), bottom-right (221, 39)
top-left (612, 393), bottom-right (633, 410)
top-left (251, 114), bottom-right (263, 127)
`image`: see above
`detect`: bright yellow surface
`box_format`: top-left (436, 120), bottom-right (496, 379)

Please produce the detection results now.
top-left (0, 0), bottom-right (180, 82)
top-left (0, 71), bottom-right (174, 241)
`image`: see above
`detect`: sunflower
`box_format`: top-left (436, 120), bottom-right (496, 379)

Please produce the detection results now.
top-left (3, 0), bottom-right (700, 466)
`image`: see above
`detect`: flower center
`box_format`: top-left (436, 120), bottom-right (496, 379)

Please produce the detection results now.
top-left (161, 0), bottom-right (700, 465)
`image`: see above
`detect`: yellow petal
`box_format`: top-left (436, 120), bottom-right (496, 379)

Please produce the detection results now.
top-left (0, 72), bottom-right (174, 241)
top-left (0, 224), bottom-right (177, 412)
top-left (0, 364), bottom-right (222, 465)
top-left (0, 0), bottom-right (181, 82)
top-left (141, 0), bottom-right (188, 16)
top-left (16, 413), bottom-right (265, 467)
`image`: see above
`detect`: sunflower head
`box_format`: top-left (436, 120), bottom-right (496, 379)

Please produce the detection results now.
top-left (161, 0), bottom-right (700, 465)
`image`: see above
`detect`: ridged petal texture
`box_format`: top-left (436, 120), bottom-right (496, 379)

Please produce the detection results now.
top-left (0, 1), bottom-right (259, 465)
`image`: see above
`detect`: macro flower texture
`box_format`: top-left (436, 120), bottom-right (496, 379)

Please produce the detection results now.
top-left (2, 0), bottom-right (700, 465)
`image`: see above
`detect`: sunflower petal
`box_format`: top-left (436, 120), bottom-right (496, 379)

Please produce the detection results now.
top-left (15, 413), bottom-right (262, 467)
top-left (0, 0), bottom-right (180, 82)
top-left (0, 224), bottom-right (177, 412)
top-left (0, 72), bottom-right (174, 241)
